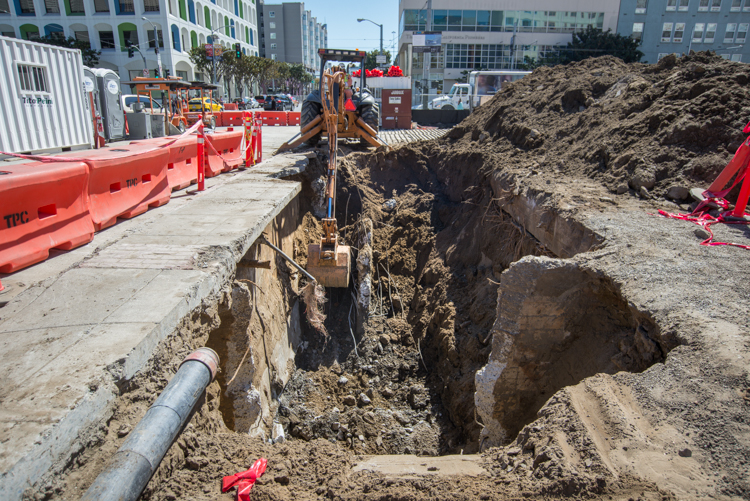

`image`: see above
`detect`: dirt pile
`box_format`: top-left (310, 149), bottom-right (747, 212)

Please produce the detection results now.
top-left (451, 52), bottom-right (750, 201)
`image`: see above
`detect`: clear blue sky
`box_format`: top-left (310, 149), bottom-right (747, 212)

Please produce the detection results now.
top-left (301, 0), bottom-right (401, 55)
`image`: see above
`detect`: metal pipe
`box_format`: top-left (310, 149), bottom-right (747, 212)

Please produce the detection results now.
top-left (260, 234), bottom-right (317, 283)
top-left (82, 348), bottom-right (219, 501)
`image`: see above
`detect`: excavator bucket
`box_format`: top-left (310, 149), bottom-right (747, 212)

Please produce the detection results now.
top-left (307, 243), bottom-right (350, 288)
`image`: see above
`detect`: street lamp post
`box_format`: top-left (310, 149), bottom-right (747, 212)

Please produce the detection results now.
top-left (357, 18), bottom-right (384, 55)
top-left (210, 24), bottom-right (234, 97)
top-left (142, 17), bottom-right (162, 77)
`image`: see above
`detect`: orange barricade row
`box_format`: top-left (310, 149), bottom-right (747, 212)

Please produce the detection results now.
top-left (261, 111), bottom-right (287, 126)
top-left (0, 160), bottom-right (95, 273)
top-left (84, 144), bottom-right (171, 231)
top-left (287, 111), bottom-right (301, 126)
top-left (205, 128), bottom-right (244, 177)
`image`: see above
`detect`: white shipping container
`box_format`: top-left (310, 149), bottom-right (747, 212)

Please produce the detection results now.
top-left (0, 35), bottom-right (93, 155)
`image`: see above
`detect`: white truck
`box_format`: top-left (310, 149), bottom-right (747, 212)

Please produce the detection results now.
top-left (428, 70), bottom-right (531, 110)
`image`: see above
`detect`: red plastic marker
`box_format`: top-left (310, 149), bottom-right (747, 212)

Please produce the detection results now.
top-left (222, 457), bottom-right (267, 500)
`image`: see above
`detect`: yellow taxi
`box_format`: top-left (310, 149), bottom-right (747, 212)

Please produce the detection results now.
top-left (188, 97), bottom-right (224, 112)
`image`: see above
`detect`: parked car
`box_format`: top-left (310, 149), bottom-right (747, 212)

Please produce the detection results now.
top-left (121, 94), bottom-right (164, 113)
top-left (254, 95), bottom-right (266, 107)
top-left (188, 97), bottom-right (223, 112)
top-left (248, 97), bottom-right (261, 108)
top-left (264, 95), bottom-right (292, 111)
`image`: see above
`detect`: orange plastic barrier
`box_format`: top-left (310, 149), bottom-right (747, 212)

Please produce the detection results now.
top-left (205, 128), bottom-right (244, 177)
top-left (224, 103), bottom-right (239, 111)
top-left (164, 135), bottom-right (199, 190)
top-left (220, 111), bottom-right (246, 127)
top-left (261, 111), bottom-right (287, 126)
top-left (84, 144), bottom-right (171, 231)
top-left (287, 111), bottom-right (301, 126)
top-left (0, 160), bottom-right (95, 273)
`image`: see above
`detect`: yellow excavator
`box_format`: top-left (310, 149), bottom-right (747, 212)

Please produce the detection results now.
top-left (288, 50), bottom-right (391, 288)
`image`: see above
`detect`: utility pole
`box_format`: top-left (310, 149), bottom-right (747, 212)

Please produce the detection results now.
top-left (142, 17), bottom-right (162, 77)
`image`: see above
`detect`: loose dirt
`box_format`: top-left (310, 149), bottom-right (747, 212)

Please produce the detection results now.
top-left (38, 52), bottom-right (750, 500)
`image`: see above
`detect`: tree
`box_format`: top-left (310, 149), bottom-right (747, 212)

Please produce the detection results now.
top-left (188, 46), bottom-right (213, 80)
top-left (556, 26), bottom-right (643, 64)
top-left (38, 35), bottom-right (101, 67)
top-left (364, 49), bottom-right (391, 70)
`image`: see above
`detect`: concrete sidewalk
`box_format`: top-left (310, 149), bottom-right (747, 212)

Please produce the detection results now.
top-left (0, 145), bottom-right (307, 499)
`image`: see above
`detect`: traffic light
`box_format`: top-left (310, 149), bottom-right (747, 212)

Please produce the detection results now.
top-left (235, 43), bottom-right (241, 58)
top-left (126, 40), bottom-right (134, 58)
top-left (164, 69), bottom-right (170, 77)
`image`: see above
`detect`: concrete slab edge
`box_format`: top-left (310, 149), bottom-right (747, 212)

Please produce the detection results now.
top-left (0, 180), bottom-right (302, 500)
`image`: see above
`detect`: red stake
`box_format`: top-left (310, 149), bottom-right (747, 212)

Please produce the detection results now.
top-left (0, 278), bottom-right (4, 292)
top-left (256, 116), bottom-right (263, 163)
top-left (197, 122), bottom-right (205, 191)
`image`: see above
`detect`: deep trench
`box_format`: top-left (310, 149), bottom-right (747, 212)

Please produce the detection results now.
top-left (210, 146), bottom-right (673, 457)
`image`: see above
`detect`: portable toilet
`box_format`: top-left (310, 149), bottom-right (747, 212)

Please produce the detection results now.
top-left (94, 68), bottom-right (125, 141)
top-left (83, 66), bottom-right (101, 146)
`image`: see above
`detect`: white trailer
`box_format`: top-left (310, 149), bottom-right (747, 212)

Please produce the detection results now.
top-left (0, 35), bottom-right (93, 155)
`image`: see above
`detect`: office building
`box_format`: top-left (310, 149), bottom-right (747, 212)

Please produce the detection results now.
top-left (0, 0), bottom-right (259, 90)
top-left (257, 1), bottom-right (326, 72)
top-left (397, 0), bottom-right (621, 96)
top-left (616, 0), bottom-right (750, 63)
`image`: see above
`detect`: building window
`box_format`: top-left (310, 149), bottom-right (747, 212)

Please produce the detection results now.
top-left (119, 0), bottom-right (134, 13)
top-left (19, 0), bottom-right (36, 14)
top-left (666, 0), bottom-right (677, 10)
top-left (636, 0), bottom-right (648, 13)
top-left (270, 42), bottom-right (276, 48)
top-left (725, 23), bottom-right (737, 42)
top-left (1, 30), bottom-right (14, 36)
top-left (45, 0), bottom-right (60, 14)
top-left (699, 0), bottom-right (709, 9)
top-left (74, 30), bottom-right (90, 46)
top-left (662, 22), bottom-right (673, 42)
top-left (737, 23), bottom-right (748, 42)
top-left (711, 0), bottom-right (722, 10)
top-left (17, 64), bottom-right (49, 93)
top-left (693, 23), bottom-right (705, 41)
top-left (271, 53), bottom-right (276, 59)
top-left (0, 0), bottom-right (9, 14)
top-left (732, 0), bottom-right (742, 10)
top-left (270, 32), bottom-right (275, 39)
top-left (146, 29), bottom-right (163, 47)
top-left (268, 10), bottom-right (274, 17)
top-left (720, 53), bottom-right (730, 58)
top-left (94, 0), bottom-right (110, 12)
top-left (732, 53), bottom-right (742, 61)
top-left (630, 23), bottom-right (644, 40)
top-left (144, 0), bottom-right (159, 12)
top-left (176, 70), bottom-right (188, 80)
top-left (745, 0), bottom-right (750, 12)
top-left (99, 30), bottom-right (115, 48)
top-left (122, 29), bottom-right (137, 48)
top-left (674, 22), bottom-right (685, 42)
top-left (69, 0), bottom-right (85, 13)
top-left (705, 23), bottom-right (717, 42)
top-left (679, 0), bottom-right (690, 10)
top-left (269, 21), bottom-right (275, 28)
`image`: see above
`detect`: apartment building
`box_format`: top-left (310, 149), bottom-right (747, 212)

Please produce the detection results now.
top-left (617, 0), bottom-right (750, 62)
top-left (257, 1), bottom-right (326, 72)
top-left (0, 0), bottom-right (259, 89)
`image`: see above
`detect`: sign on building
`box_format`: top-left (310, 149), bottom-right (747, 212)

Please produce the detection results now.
top-left (412, 32), bottom-right (442, 53)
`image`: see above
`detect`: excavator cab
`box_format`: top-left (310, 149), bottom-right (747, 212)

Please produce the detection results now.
top-left (278, 48), bottom-right (386, 151)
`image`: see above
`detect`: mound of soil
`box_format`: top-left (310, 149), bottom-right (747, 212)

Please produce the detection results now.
top-left (451, 52), bottom-right (750, 201)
